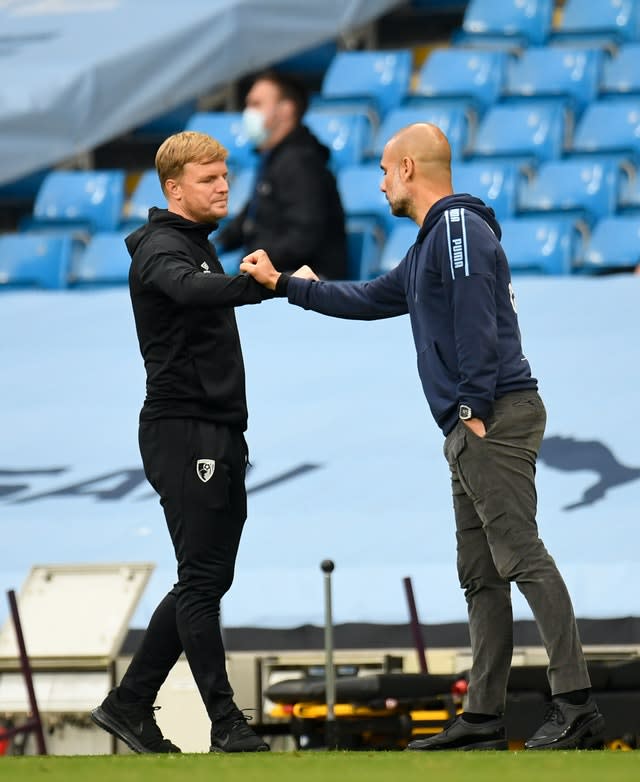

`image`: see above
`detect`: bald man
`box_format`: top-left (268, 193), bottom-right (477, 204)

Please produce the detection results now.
top-left (240, 123), bottom-right (604, 752)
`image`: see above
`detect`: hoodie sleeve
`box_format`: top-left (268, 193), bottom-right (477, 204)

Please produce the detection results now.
top-left (439, 208), bottom-right (499, 421)
top-left (286, 258), bottom-right (408, 320)
top-left (137, 249), bottom-right (272, 307)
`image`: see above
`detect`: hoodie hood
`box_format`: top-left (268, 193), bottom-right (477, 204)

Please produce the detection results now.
top-left (125, 207), bottom-right (217, 257)
top-left (418, 194), bottom-right (501, 243)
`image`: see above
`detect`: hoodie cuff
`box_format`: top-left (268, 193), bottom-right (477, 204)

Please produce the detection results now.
top-left (275, 273), bottom-right (291, 297)
top-left (460, 398), bottom-right (493, 422)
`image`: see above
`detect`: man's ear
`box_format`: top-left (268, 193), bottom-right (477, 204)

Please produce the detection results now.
top-left (400, 156), bottom-right (415, 181)
top-left (164, 178), bottom-right (181, 200)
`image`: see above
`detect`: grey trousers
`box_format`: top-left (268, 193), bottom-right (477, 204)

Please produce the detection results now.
top-left (443, 389), bottom-right (591, 715)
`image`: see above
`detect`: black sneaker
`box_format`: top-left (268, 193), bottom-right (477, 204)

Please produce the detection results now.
top-left (407, 714), bottom-right (508, 751)
top-left (525, 697), bottom-right (605, 750)
top-left (91, 688), bottom-right (181, 754)
top-left (210, 710), bottom-right (270, 753)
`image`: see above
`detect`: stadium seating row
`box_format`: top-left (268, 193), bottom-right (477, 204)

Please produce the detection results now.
top-left (456, 0), bottom-right (640, 49)
top-left (2, 209), bottom-right (638, 291)
top-left (11, 154), bottom-right (640, 237)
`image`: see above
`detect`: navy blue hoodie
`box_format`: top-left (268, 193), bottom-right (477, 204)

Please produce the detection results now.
top-left (284, 194), bottom-right (537, 436)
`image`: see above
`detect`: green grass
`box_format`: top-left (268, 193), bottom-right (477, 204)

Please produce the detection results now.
top-left (1, 751), bottom-right (639, 782)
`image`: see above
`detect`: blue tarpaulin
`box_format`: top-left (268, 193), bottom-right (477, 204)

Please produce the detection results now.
top-left (0, 0), bottom-right (403, 186)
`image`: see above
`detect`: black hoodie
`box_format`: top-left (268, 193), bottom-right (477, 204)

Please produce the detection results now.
top-left (283, 194), bottom-right (537, 436)
top-left (217, 124), bottom-right (348, 279)
top-left (126, 208), bottom-right (271, 429)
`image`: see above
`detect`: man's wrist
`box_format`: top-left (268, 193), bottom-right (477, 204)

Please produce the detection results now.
top-left (274, 272), bottom-right (291, 296)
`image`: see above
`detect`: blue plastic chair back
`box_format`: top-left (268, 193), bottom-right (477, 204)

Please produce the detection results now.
top-left (185, 112), bottom-right (257, 170)
top-left (517, 159), bottom-right (619, 224)
top-left (373, 103), bottom-right (469, 160)
top-left (469, 103), bottom-right (566, 164)
top-left (378, 222), bottom-right (420, 274)
top-left (504, 47), bottom-right (603, 115)
top-left (499, 216), bottom-right (578, 274)
top-left (0, 233), bottom-right (73, 289)
top-left (582, 215), bottom-right (640, 270)
top-left (70, 230), bottom-right (131, 286)
top-left (416, 49), bottom-right (508, 113)
top-left (321, 50), bottom-right (413, 119)
top-left (337, 164), bottom-right (395, 235)
top-left (600, 44), bottom-right (640, 97)
top-left (304, 111), bottom-right (373, 170)
top-left (572, 98), bottom-right (640, 162)
top-left (462, 0), bottom-right (554, 45)
top-left (555, 0), bottom-right (640, 44)
top-left (33, 170), bottom-right (125, 233)
top-left (452, 161), bottom-right (520, 220)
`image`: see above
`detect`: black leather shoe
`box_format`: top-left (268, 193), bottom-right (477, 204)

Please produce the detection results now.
top-left (407, 715), bottom-right (507, 751)
top-left (525, 698), bottom-right (605, 750)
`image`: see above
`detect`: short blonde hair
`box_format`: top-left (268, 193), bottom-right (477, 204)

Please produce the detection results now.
top-left (155, 131), bottom-right (228, 194)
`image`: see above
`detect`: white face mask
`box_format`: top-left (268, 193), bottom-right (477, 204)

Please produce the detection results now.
top-left (242, 107), bottom-right (268, 147)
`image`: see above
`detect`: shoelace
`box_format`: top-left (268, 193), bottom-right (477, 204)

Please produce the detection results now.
top-left (230, 711), bottom-right (255, 732)
top-left (542, 702), bottom-right (566, 726)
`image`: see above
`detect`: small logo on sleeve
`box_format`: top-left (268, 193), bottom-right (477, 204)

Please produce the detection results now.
top-left (201, 261), bottom-right (211, 273)
top-left (196, 459), bottom-right (216, 482)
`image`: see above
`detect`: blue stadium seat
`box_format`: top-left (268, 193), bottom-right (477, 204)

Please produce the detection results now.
top-left (303, 110), bottom-right (373, 169)
top-left (318, 50), bottom-right (413, 121)
top-left (337, 164), bottom-right (395, 236)
top-left (551, 0), bottom-right (640, 46)
top-left (499, 216), bottom-right (582, 274)
top-left (346, 219), bottom-right (384, 280)
top-left (452, 161), bottom-right (521, 220)
top-left (467, 103), bottom-right (566, 165)
top-left (378, 221), bottom-right (420, 274)
top-left (413, 49), bottom-right (508, 115)
top-left (0, 233), bottom-right (75, 289)
top-left (581, 215), bottom-right (640, 272)
top-left (185, 112), bottom-right (257, 170)
top-left (502, 47), bottom-right (603, 116)
top-left (570, 98), bottom-right (640, 164)
top-left (372, 103), bottom-right (470, 160)
top-left (517, 159), bottom-right (620, 225)
top-left (27, 170), bottom-right (126, 233)
top-left (69, 230), bottom-right (131, 286)
top-left (122, 170), bottom-right (166, 229)
top-left (455, 0), bottom-right (554, 47)
top-left (600, 44), bottom-right (640, 98)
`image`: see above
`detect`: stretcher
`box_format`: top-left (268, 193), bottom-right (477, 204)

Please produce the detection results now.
top-left (264, 661), bottom-right (640, 751)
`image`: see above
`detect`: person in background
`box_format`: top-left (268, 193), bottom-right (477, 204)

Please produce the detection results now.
top-left (217, 70), bottom-right (348, 280)
top-left (240, 123), bottom-right (605, 753)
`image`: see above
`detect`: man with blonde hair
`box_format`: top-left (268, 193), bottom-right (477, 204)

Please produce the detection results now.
top-left (91, 130), bottom-right (280, 753)
top-left (241, 123), bottom-right (604, 752)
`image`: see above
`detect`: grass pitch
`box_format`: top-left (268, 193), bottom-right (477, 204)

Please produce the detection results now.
top-left (1, 750), bottom-right (639, 782)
